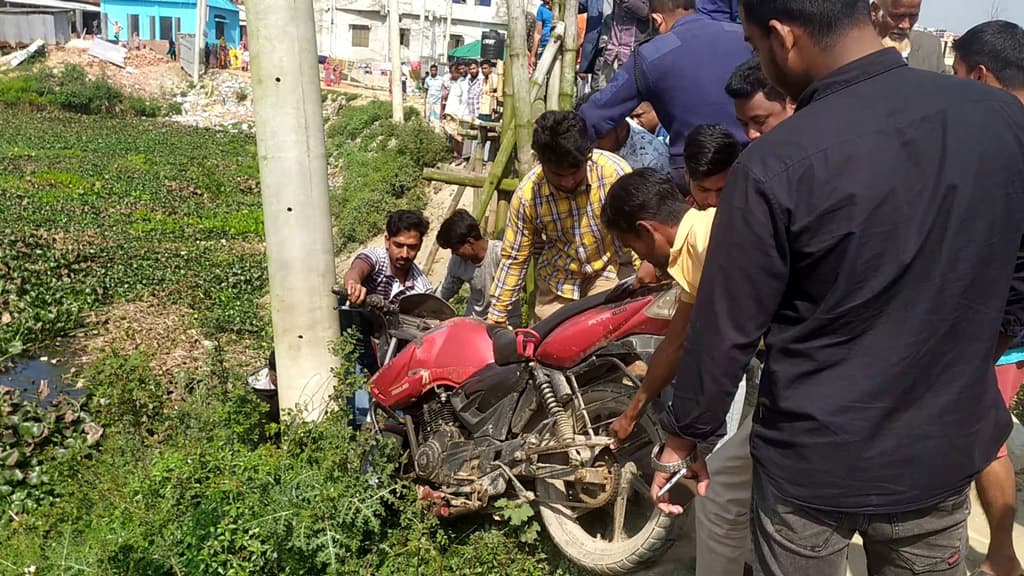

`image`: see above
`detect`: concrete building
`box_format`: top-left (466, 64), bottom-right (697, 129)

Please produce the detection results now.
top-left (314, 0), bottom-right (528, 64)
top-left (99, 0), bottom-right (240, 45)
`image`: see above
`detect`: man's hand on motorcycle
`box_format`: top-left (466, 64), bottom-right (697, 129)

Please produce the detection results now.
top-left (345, 280), bottom-right (367, 306)
top-left (634, 261), bottom-right (661, 287)
top-left (609, 413), bottom-right (637, 445)
top-left (649, 435), bottom-right (709, 516)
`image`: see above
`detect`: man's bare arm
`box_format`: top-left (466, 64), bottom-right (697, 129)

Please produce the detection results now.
top-left (610, 298), bottom-right (693, 441)
top-left (342, 259), bottom-right (372, 304)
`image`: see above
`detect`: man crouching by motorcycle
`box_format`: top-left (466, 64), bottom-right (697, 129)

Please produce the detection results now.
top-left (262, 210), bottom-right (433, 427)
top-left (602, 125), bottom-right (760, 576)
top-left (339, 209), bottom-right (433, 426)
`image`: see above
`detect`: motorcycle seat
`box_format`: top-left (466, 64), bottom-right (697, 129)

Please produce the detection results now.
top-left (490, 288), bottom-right (615, 366)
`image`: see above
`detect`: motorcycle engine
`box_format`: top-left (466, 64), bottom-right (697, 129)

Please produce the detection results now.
top-left (412, 394), bottom-right (463, 484)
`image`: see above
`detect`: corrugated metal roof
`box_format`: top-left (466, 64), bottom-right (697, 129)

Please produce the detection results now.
top-left (4, 0), bottom-right (100, 11)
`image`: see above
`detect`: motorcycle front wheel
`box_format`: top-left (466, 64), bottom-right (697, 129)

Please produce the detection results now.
top-left (535, 382), bottom-right (676, 575)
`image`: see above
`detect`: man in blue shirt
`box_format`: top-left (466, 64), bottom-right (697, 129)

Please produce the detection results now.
top-left (530, 0), bottom-right (554, 70)
top-left (579, 0), bottom-right (751, 190)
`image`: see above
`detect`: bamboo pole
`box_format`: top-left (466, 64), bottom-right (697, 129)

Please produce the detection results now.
top-left (528, 21), bottom-right (564, 108)
top-left (422, 168), bottom-right (520, 192)
top-left (506, 0), bottom-right (533, 177)
top-left (546, 51), bottom-right (561, 111)
top-left (558, 1), bottom-right (578, 110)
top-left (494, 62), bottom-right (515, 237)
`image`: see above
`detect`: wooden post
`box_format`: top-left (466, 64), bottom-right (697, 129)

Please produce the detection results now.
top-left (506, 0), bottom-right (534, 178)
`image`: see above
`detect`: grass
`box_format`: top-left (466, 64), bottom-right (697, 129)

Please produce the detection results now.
top-left (0, 108), bottom-right (267, 359)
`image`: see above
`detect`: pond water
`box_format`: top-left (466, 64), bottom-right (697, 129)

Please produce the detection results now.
top-left (0, 356), bottom-right (83, 405)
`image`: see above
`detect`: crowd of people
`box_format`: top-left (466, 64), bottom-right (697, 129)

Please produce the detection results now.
top-left (423, 59), bottom-right (501, 166)
top-left (338, 0), bottom-right (1024, 574)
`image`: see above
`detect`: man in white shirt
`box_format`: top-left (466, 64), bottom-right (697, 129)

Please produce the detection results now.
top-left (443, 65), bottom-right (469, 162)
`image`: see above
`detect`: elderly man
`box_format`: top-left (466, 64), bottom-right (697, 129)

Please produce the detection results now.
top-left (952, 20), bottom-right (1024, 576)
top-left (870, 0), bottom-right (945, 73)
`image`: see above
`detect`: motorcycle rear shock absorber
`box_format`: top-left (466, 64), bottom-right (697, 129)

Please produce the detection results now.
top-left (535, 366), bottom-right (575, 444)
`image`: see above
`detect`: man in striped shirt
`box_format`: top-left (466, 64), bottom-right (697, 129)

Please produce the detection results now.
top-left (342, 210), bottom-right (432, 374)
top-left (487, 111), bottom-right (640, 325)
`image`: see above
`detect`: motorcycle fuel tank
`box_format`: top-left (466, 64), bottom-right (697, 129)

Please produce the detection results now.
top-left (369, 317), bottom-right (496, 410)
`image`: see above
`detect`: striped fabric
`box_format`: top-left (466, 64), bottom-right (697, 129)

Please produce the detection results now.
top-left (487, 149), bottom-right (639, 324)
top-left (354, 247), bottom-right (432, 303)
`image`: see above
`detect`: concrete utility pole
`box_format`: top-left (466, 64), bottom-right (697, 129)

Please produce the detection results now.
top-left (444, 0), bottom-right (452, 60)
top-left (249, 0), bottom-right (341, 421)
top-left (389, 0), bottom-right (405, 121)
top-left (192, 0), bottom-right (206, 82)
top-left (419, 0), bottom-right (427, 62)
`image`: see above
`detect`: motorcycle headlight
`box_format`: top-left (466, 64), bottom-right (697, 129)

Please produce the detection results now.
top-left (643, 284), bottom-right (682, 320)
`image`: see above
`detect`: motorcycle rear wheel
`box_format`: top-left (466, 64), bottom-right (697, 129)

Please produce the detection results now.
top-left (536, 382), bottom-right (676, 575)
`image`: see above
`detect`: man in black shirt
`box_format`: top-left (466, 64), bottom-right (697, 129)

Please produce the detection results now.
top-left (648, 0), bottom-right (1024, 574)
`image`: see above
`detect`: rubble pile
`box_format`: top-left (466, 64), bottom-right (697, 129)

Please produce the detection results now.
top-left (167, 70), bottom-right (254, 129)
top-left (46, 43), bottom-right (188, 99)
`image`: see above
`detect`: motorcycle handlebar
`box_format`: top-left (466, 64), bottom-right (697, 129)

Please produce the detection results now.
top-left (331, 286), bottom-right (392, 312)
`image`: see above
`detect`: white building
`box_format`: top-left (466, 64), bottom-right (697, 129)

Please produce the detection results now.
top-left (314, 0), bottom-right (531, 64)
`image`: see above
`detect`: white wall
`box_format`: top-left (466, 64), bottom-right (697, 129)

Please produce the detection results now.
top-left (314, 0), bottom-right (531, 62)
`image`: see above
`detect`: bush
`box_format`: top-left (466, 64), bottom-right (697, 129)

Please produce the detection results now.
top-left (326, 102), bottom-right (449, 251)
top-left (0, 64), bottom-right (166, 117)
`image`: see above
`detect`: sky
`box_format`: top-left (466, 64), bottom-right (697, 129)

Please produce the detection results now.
top-left (918, 0), bottom-right (1024, 33)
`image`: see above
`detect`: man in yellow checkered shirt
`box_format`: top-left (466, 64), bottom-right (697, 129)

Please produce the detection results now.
top-left (487, 111), bottom-right (641, 325)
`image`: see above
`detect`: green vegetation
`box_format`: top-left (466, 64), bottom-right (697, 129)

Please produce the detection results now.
top-left (0, 64), bottom-right (171, 117)
top-left (0, 109), bottom-right (266, 359)
top-left (326, 100), bottom-right (450, 251)
top-left (0, 105), bottom-right (578, 574)
top-left (1, 349), bottom-right (579, 575)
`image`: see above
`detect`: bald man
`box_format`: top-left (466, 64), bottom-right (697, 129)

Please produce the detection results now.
top-left (870, 0), bottom-right (945, 73)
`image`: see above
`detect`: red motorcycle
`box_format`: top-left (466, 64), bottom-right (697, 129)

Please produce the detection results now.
top-left (356, 280), bottom-right (682, 575)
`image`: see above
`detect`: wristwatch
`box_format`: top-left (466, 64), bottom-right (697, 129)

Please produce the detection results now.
top-left (650, 442), bottom-right (698, 475)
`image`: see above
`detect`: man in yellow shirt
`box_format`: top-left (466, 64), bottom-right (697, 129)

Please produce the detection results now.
top-left (488, 111), bottom-right (639, 325)
top-left (603, 124), bottom-right (752, 576)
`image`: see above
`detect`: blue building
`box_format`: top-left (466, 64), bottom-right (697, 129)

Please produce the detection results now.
top-left (99, 0), bottom-right (240, 46)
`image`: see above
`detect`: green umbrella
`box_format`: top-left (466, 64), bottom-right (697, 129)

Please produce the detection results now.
top-left (448, 40), bottom-right (482, 59)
